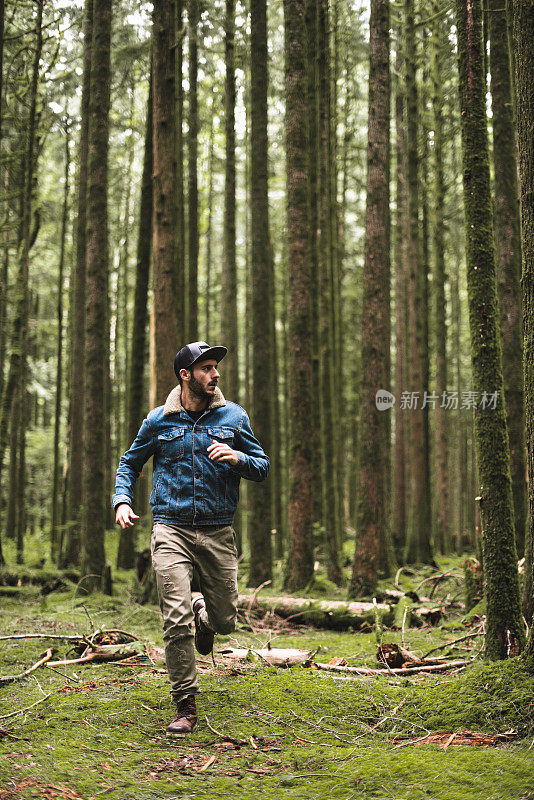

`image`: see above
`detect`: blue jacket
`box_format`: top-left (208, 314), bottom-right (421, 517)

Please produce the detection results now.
top-left (112, 385), bottom-right (270, 527)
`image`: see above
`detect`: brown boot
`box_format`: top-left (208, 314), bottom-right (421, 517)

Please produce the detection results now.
top-left (193, 597), bottom-right (215, 656)
top-left (166, 695), bottom-right (198, 737)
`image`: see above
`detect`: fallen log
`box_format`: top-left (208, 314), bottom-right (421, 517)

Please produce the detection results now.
top-left (237, 594), bottom-right (394, 631)
top-left (219, 647), bottom-right (312, 667)
top-left (314, 659), bottom-right (471, 677)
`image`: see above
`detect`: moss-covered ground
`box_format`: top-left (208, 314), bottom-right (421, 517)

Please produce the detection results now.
top-left (0, 535), bottom-right (533, 800)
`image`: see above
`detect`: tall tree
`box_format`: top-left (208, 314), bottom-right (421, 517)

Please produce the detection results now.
top-left (430, 7), bottom-right (449, 554)
top-left (511, 0), bottom-right (534, 631)
top-left (176, 0), bottom-right (186, 345)
top-left (51, 118), bottom-right (70, 562)
top-left (187, 0), bottom-right (199, 339)
top-left (152, 0), bottom-right (180, 406)
top-left (81, 0), bottom-right (112, 588)
top-left (489, 0), bottom-right (526, 556)
top-left (393, 36), bottom-right (407, 561)
top-left (0, 0), bottom-right (43, 562)
top-left (63, 0), bottom-right (92, 567)
top-left (284, 0), bottom-right (314, 590)
top-left (222, 0), bottom-right (238, 401)
top-left (317, 0), bottom-right (341, 584)
top-left (116, 75), bottom-right (153, 571)
top-left (248, 0), bottom-right (272, 586)
top-left (350, 0), bottom-right (391, 596)
top-left (403, 0), bottom-right (433, 564)
top-left (456, 0), bottom-right (524, 658)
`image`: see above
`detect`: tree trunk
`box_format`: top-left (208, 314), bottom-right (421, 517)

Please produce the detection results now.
top-left (431, 6), bottom-right (449, 555)
top-left (489, 0), bottom-right (526, 556)
top-left (350, 0), bottom-right (391, 596)
top-left (64, 0), bottom-right (92, 567)
top-left (187, 0), bottom-right (199, 339)
top-left (511, 0), bottom-right (534, 631)
top-left (403, 0), bottom-right (433, 564)
top-left (393, 39), bottom-right (407, 562)
top-left (284, 0), bottom-right (314, 591)
top-left (248, 0), bottom-right (272, 586)
top-left (456, 0), bottom-right (524, 659)
top-left (175, 0), bottom-right (186, 345)
top-left (222, 0), bottom-right (238, 401)
top-left (152, 0), bottom-right (180, 406)
top-left (51, 119), bottom-right (70, 563)
top-left (81, 0), bottom-right (113, 590)
top-left (317, 0), bottom-right (341, 584)
top-left (0, 0), bottom-right (43, 561)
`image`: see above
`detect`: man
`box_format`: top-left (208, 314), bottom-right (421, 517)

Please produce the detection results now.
top-left (112, 342), bottom-right (270, 736)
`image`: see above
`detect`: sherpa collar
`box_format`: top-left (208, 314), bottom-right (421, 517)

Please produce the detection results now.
top-left (163, 384), bottom-right (226, 416)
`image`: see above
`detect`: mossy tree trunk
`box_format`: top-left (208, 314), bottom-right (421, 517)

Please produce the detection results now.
top-left (152, 0), bottom-right (180, 406)
top-left (350, 0), bottom-right (391, 596)
top-left (248, 0), bottom-right (272, 586)
top-left (116, 74), bottom-right (153, 572)
top-left (431, 6), bottom-right (449, 555)
top-left (81, 0), bottom-right (112, 590)
top-left (489, 0), bottom-right (526, 557)
top-left (284, 0), bottom-right (314, 591)
top-left (455, 0), bottom-right (524, 659)
top-left (64, 0), bottom-right (92, 568)
top-left (511, 0), bottom-right (534, 631)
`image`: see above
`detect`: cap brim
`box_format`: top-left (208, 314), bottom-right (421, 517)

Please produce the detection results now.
top-left (191, 345), bottom-right (228, 366)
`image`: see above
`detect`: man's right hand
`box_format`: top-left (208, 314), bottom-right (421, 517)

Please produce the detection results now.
top-left (115, 504), bottom-right (139, 529)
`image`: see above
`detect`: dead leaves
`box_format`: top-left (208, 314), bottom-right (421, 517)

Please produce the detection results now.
top-left (394, 730), bottom-right (518, 749)
top-left (0, 779), bottom-right (88, 800)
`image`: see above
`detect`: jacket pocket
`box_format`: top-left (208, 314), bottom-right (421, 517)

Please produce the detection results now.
top-left (207, 427), bottom-right (234, 444)
top-left (158, 428), bottom-right (186, 461)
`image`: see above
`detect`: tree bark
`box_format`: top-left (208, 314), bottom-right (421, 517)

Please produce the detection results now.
top-left (350, 0), bottom-right (391, 596)
top-left (81, 0), bottom-right (113, 590)
top-left (489, 0), bottom-right (526, 556)
top-left (403, 0), bottom-right (433, 565)
top-left (248, 0), bottom-right (273, 586)
top-left (63, 0), bottom-right (92, 567)
top-left (187, 0), bottom-right (199, 339)
top-left (284, 0), bottom-right (314, 591)
top-left (456, 0), bottom-right (524, 658)
top-left (511, 0), bottom-right (534, 632)
top-left (152, 0), bottom-right (180, 406)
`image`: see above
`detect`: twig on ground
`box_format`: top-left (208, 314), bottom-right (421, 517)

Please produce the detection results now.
top-left (413, 570), bottom-right (453, 593)
top-left (422, 631), bottom-right (483, 659)
top-left (0, 692), bottom-right (52, 720)
top-left (314, 659), bottom-right (472, 677)
top-left (0, 633), bottom-right (84, 643)
top-left (43, 665), bottom-right (80, 683)
top-left (204, 716), bottom-right (246, 745)
top-left (395, 567), bottom-right (404, 587)
top-left (0, 648), bottom-right (54, 686)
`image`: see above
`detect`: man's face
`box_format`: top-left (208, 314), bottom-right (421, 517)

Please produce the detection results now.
top-left (185, 359), bottom-right (220, 399)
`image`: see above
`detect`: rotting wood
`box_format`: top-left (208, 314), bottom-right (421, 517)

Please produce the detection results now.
top-left (220, 647), bottom-right (312, 667)
top-left (237, 594), bottom-right (393, 630)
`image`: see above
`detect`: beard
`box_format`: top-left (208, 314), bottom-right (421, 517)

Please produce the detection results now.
top-left (189, 373), bottom-right (215, 400)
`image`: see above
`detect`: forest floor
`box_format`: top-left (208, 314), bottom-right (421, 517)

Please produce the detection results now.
top-left (0, 534), bottom-right (533, 800)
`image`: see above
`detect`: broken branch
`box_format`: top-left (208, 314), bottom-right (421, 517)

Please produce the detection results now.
top-left (0, 648), bottom-right (54, 686)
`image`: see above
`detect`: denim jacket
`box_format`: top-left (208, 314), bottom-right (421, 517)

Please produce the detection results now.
top-left (112, 385), bottom-right (270, 527)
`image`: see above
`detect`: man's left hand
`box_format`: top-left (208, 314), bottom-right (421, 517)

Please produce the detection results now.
top-left (207, 441), bottom-right (239, 466)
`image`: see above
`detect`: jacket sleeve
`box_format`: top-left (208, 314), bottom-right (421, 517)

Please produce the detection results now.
top-left (112, 416), bottom-right (156, 510)
top-left (230, 411), bottom-right (270, 482)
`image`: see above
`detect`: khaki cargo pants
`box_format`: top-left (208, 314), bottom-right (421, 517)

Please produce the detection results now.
top-left (151, 522), bottom-right (239, 703)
